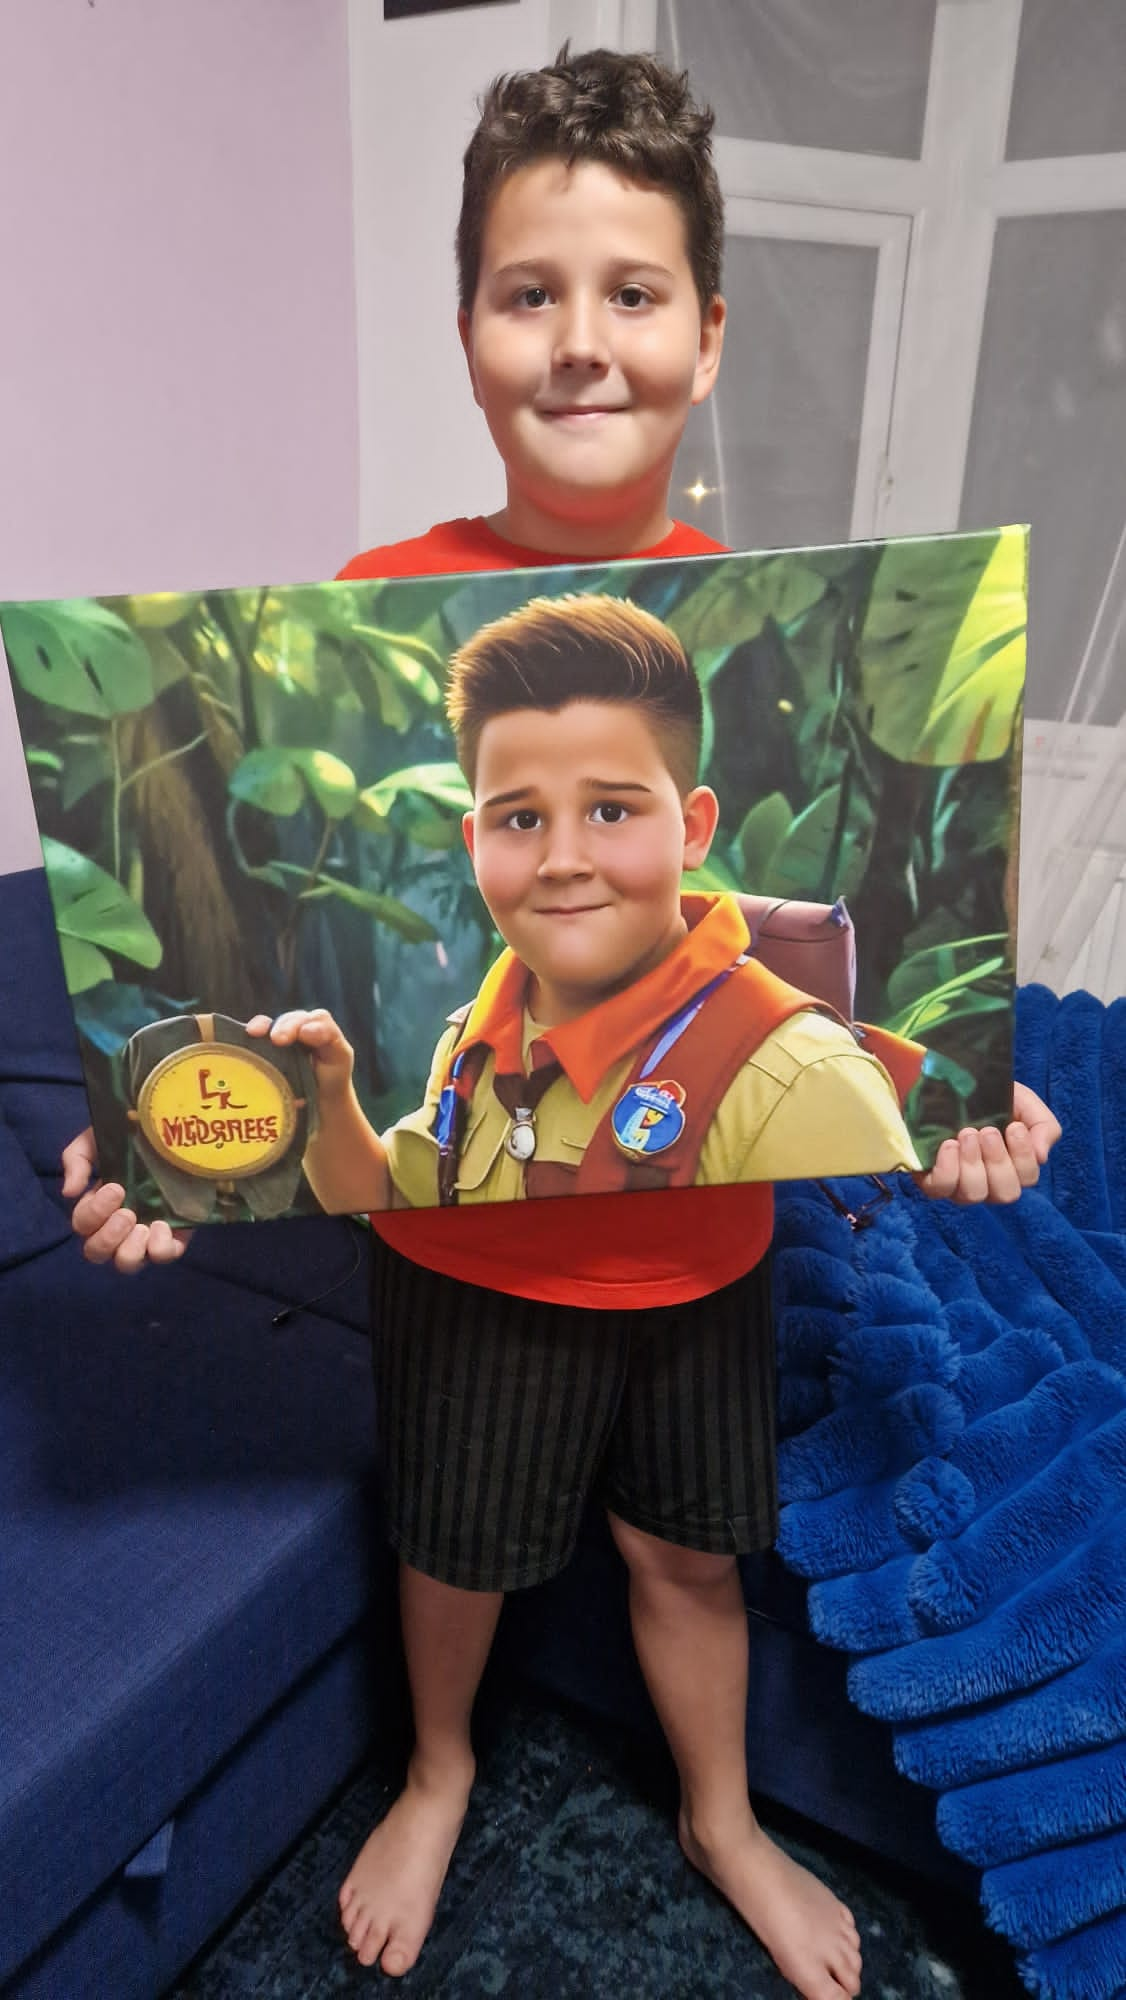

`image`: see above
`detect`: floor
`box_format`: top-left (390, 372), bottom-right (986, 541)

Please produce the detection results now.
top-left (171, 1679), bottom-right (1027, 2000)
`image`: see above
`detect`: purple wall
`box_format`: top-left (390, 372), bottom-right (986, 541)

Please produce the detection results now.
top-left (0, 0), bottom-right (358, 601)
top-left (0, 0), bottom-right (358, 872)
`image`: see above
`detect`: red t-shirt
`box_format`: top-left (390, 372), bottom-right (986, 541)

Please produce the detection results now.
top-left (338, 515), bottom-right (775, 1307)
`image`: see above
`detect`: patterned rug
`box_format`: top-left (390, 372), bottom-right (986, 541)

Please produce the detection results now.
top-left (171, 1681), bottom-right (1023, 1999)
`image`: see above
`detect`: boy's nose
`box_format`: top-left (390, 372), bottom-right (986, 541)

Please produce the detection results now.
top-left (551, 297), bottom-right (610, 372)
top-left (538, 826), bottom-right (594, 877)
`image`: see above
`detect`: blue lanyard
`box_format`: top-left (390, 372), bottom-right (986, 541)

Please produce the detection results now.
top-left (638, 960), bottom-right (743, 1078)
top-left (438, 958), bottom-right (743, 1154)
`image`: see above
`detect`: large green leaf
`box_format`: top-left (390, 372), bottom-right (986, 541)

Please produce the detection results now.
top-left (59, 936), bottom-right (114, 995)
top-left (228, 746), bottom-right (357, 820)
top-left (857, 528), bottom-right (1027, 766)
top-left (357, 762), bottom-right (472, 826)
top-left (352, 627), bottom-right (443, 708)
top-left (684, 851), bottom-right (742, 896)
top-left (737, 792), bottom-right (794, 881)
top-left (887, 934), bottom-right (1008, 1005)
top-left (757, 782), bottom-right (873, 900)
top-left (43, 837), bottom-right (162, 983)
top-left (3, 599), bottom-right (155, 717)
top-left (668, 558), bottom-right (826, 675)
top-left (289, 749), bottom-right (358, 821)
top-left (228, 747), bottom-right (306, 816)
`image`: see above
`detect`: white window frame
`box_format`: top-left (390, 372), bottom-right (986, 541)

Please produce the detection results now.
top-left (677, 0), bottom-right (1126, 543)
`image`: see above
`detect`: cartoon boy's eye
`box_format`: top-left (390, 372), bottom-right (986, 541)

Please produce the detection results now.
top-left (591, 802), bottom-right (630, 825)
top-left (506, 808), bottom-right (543, 831)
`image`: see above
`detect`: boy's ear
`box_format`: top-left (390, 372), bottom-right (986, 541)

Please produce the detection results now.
top-left (690, 296), bottom-right (726, 409)
top-left (681, 785), bottom-right (720, 868)
top-left (462, 809), bottom-right (476, 861)
top-left (457, 308), bottom-right (483, 410)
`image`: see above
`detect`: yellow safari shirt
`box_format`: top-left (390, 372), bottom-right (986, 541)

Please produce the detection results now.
top-left (384, 933), bottom-right (921, 1210)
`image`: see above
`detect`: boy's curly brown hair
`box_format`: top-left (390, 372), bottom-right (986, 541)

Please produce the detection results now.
top-left (456, 44), bottom-right (724, 316)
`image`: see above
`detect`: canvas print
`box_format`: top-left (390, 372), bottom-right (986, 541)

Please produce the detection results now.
top-left (2, 528), bottom-right (1026, 1225)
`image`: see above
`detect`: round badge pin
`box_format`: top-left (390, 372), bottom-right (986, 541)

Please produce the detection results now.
top-left (611, 1078), bottom-right (686, 1159)
top-left (137, 1042), bottom-right (297, 1180)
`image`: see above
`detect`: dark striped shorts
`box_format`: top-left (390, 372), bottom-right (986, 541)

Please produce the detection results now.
top-left (370, 1236), bottom-right (778, 1593)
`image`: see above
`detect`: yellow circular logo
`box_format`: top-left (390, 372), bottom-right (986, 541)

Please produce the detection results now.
top-left (137, 1043), bottom-right (297, 1180)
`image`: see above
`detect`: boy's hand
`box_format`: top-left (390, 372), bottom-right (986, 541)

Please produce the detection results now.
top-left (913, 1083), bottom-right (1062, 1205)
top-left (245, 1008), bottom-right (356, 1097)
top-left (62, 1127), bottom-right (193, 1272)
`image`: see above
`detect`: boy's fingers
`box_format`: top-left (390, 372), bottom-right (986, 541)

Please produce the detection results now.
top-left (1004, 1120), bottom-right (1042, 1188)
top-left (269, 1008), bottom-right (327, 1042)
top-left (60, 1126), bottom-right (99, 1198)
top-left (245, 1014), bottom-right (273, 1037)
top-left (976, 1125), bottom-right (1022, 1204)
top-left (913, 1137), bottom-right (960, 1200)
top-left (146, 1219), bottom-right (192, 1263)
top-left (939, 1130), bottom-right (990, 1205)
top-left (81, 1205), bottom-right (142, 1266)
top-left (102, 1220), bottom-right (157, 1274)
top-left (72, 1180), bottom-right (127, 1238)
top-left (1012, 1082), bottom-right (1062, 1161)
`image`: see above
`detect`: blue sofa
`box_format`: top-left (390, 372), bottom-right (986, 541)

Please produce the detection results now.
top-left (1, 862), bottom-right (960, 2000)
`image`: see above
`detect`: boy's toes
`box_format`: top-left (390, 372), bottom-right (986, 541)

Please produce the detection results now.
top-left (343, 1899), bottom-right (380, 1964)
top-left (380, 1918), bottom-right (428, 1977)
top-left (830, 1945), bottom-right (863, 1997)
top-left (353, 1915), bottom-right (387, 1968)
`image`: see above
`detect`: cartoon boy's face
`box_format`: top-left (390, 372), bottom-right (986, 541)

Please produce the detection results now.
top-left (463, 698), bottom-right (718, 1027)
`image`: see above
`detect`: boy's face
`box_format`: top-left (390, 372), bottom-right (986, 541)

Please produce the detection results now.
top-left (463, 698), bottom-right (719, 1027)
top-left (458, 159), bottom-right (725, 550)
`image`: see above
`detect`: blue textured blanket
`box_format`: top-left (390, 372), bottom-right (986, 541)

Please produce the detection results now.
top-left (773, 985), bottom-right (1126, 2000)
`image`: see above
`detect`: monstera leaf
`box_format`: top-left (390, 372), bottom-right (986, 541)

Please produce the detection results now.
top-left (857, 528), bottom-right (1027, 766)
top-left (3, 599), bottom-right (155, 718)
top-left (668, 558), bottom-right (826, 678)
top-left (43, 837), bottom-right (162, 993)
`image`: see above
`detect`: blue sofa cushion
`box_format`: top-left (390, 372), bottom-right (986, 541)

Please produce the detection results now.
top-left (0, 1107), bottom-right (72, 1268)
top-left (0, 1238), bottom-right (383, 1991)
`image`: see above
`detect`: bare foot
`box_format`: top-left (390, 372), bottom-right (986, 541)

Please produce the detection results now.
top-left (680, 1807), bottom-right (863, 2000)
top-left (338, 1753), bottom-right (474, 1975)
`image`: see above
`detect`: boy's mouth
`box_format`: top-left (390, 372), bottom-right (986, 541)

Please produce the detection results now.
top-left (534, 902), bottom-right (610, 916)
top-left (539, 404), bottom-right (626, 420)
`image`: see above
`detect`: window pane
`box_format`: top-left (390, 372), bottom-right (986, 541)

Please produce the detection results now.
top-left (1007, 0), bottom-right (1126, 160)
top-left (673, 235), bottom-right (877, 552)
top-left (961, 214), bottom-right (1126, 724)
top-left (658, 0), bottom-right (934, 159)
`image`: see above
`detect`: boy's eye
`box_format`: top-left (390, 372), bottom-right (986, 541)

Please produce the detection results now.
top-left (615, 285), bottom-right (651, 309)
top-left (506, 808), bottom-right (542, 831)
top-left (590, 802), bottom-right (630, 825)
top-left (515, 285), bottom-right (551, 309)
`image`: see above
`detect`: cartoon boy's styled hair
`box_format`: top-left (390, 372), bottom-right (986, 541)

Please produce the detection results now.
top-left (457, 45), bottom-right (724, 315)
top-left (446, 594), bottom-right (703, 795)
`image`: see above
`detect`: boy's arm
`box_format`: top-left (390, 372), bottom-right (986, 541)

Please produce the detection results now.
top-left (249, 1010), bottom-right (392, 1213)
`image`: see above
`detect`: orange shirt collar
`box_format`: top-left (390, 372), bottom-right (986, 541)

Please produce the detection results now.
top-left (455, 894), bottom-right (750, 1102)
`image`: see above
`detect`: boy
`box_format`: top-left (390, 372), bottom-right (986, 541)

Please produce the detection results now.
top-left (67, 47), bottom-right (1058, 2000)
top-left (355, 587), bottom-right (928, 1213)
